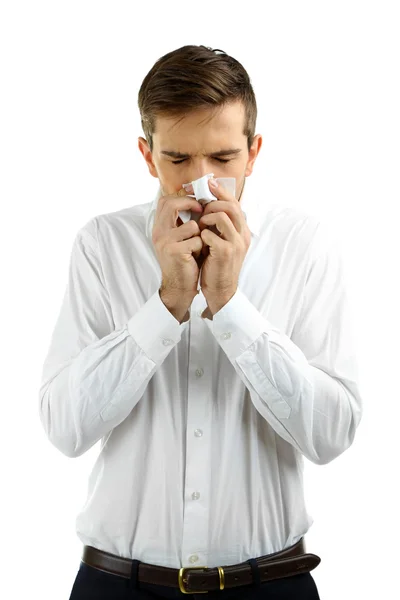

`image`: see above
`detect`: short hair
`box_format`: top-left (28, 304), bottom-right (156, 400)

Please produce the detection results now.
top-left (138, 45), bottom-right (257, 153)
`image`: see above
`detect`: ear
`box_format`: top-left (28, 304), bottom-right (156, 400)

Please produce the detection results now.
top-left (138, 137), bottom-right (158, 178)
top-left (245, 134), bottom-right (263, 177)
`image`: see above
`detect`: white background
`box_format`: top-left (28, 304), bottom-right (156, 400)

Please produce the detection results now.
top-left (1, 1), bottom-right (399, 598)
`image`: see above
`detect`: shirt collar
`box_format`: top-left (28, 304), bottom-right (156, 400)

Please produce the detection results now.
top-left (145, 178), bottom-right (261, 242)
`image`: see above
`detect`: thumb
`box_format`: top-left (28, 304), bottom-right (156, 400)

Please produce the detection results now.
top-left (160, 185), bottom-right (188, 198)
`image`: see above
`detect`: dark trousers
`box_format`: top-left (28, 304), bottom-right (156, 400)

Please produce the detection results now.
top-left (68, 559), bottom-right (321, 599)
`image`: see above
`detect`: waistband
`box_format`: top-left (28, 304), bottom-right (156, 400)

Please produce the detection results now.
top-left (81, 537), bottom-right (321, 594)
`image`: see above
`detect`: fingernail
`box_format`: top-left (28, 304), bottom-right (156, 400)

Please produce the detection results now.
top-left (183, 182), bottom-right (194, 194)
top-left (209, 178), bottom-right (218, 188)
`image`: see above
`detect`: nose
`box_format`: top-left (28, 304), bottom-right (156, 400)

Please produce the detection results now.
top-left (183, 168), bottom-right (216, 193)
top-left (187, 158), bottom-right (220, 183)
top-left (186, 169), bottom-right (217, 186)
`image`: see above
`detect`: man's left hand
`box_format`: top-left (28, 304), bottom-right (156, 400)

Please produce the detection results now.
top-left (198, 178), bottom-right (251, 315)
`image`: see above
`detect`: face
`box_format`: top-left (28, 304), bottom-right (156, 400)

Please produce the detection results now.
top-left (138, 100), bottom-right (262, 202)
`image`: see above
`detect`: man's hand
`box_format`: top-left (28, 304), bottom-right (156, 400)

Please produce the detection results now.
top-left (198, 178), bottom-right (251, 316)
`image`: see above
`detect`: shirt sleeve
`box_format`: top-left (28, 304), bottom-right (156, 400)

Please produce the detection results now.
top-left (208, 219), bottom-right (363, 465)
top-left (38, 217), bottom-right (189, 458)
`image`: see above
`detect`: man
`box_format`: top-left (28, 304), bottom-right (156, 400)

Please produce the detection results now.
top-left (39, 45), bottom-right (362, 599)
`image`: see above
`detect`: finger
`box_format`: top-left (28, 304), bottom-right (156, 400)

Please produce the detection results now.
top-left (174, 188), bottom-right (189, 225)
top-left (201, 201), bottom-right (244, 235)
top-left (158, 187), bottom-right (202, 229)
top-left (182, 182), bottom-right (194, 195)
top-left (200, 225), bottom-right (226, 251)
top-left (199, 212), bottom-right (237, 242)
top-left (175, 187), bottom-right (189, 197)
top-left (159, 186), bottom-right (187, 202)
top-left (207, 178), bottom-right (236, 202)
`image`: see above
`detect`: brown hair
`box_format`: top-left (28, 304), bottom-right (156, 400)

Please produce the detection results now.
top-left (138, 45), bottom-right (257, 153)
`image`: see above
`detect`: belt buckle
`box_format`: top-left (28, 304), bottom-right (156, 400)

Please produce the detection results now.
top-left (178, 566), bottom-right (209, 594)
top-left (178, 565), bottom-right (225, 594)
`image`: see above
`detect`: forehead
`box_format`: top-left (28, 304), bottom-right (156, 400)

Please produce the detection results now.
top-left (154, 101), bottom-right (246, 146)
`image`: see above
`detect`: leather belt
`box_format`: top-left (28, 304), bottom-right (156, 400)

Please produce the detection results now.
top-left (82, 537), bottom-right (321, 594)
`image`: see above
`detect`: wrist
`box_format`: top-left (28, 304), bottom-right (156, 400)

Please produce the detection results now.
top-left (206, 290), bottom-right (236, 317)
top-left (159, 289), bottom-right (194, 323)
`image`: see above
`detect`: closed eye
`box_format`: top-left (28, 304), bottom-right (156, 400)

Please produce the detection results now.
top-left (172, 158), bottom-right (231, 165)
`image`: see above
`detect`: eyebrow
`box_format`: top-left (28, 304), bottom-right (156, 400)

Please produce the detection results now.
top-left (161, 148), bottom-right (242, 159)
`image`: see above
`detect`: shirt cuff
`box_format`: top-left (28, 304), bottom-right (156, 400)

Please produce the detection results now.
top-left (127, 288), bottom-right (189, 364)
top-left (209, 287), bottom-right (269, 360)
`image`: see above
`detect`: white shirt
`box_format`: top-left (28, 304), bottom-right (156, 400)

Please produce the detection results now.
top-left (38, 180), bottom-right (363, 569)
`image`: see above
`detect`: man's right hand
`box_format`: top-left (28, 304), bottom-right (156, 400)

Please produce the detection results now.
top-left (152, 188), bottom-right (204, 321)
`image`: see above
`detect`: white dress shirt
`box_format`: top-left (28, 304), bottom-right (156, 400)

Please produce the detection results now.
top-left (38, 179), bottom-right (363, 569)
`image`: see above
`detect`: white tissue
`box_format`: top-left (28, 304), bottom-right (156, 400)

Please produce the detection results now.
top-left (178, 173), bottom-right (236, 224)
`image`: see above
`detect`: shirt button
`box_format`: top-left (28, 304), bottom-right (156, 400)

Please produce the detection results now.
top-left (162, 338), bottom-right (174, 346)
top-left (194, 429), bottom-right (203, 437)
top-left (221, 332), bottom-right (231, 340)
top-left (195, 368), bottom-right (204, 378)
top-left (192, 491), bottom-right (200, 500)
top-left (189, 554), bottom-right (199, 563)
